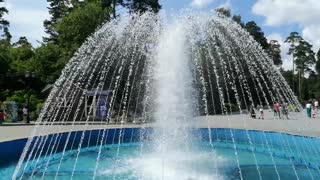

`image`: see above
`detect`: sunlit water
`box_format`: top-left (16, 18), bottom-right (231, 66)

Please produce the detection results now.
top-left (2, 139), bottom-right (320, 179)
top-left (8, 11), bottom-right (309, 179)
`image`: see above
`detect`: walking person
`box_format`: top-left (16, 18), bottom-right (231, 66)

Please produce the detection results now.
top-left (258, 105), bottom-right (264, 120)
top-left (250, 106), bottom-right (256, 119)
top-left (306, 101), bottom-right (312, 119)
top-left (23, 106), bottom-right (29, 123)
top-left (315, 100), bottom-right (319, 111)
top-left (282, 102), bottom-right (289, 119)
top-left (312, 106), bottom-right (316, 119)
top-left (274, 102), bottom-right (281, 119)
top-left (273, 102), bottom-right (278, 118)
top-left (0, 110), bottom-right (4, 124)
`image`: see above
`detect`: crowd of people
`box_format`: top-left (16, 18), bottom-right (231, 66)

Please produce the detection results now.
top-left (249, 99), bottom-right (320, 120)
top-left (249, 102), bottom-right (291, 120)
top-left (0, 105), bottom-right (29, 124)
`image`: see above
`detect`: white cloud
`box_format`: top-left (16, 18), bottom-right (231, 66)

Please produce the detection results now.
top-left (190, 0), bottom-right (214, 9)
top-left (252, 0), bottom-right (320, 27)
top-left (3, 0), bottom-right (49, 46)
top-left (217, 0), bottom-right (231, 10)
top-left (302, 25), bottom-right (320, 51)
top-left (267, 33), bottom-right (292, 70)
top-left (252, 0), bottom-right (320, 69)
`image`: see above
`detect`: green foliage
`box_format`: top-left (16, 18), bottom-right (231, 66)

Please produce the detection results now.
top-left (284, 32), bottom-right (316, 99)
top-left (0, 0), bottom-right (11, 42)
top-left (56, 1), bottom-right (111, 56)
top-left (268, 40), bottom-right (282, 66)
top-left (32, 43), bottom-right (63, 84)
top-left (316, 49), bottom-right (320, 74)
top-left (101, 0), bottom-right (161, 17)
top-left (244, 21), bottom-right (270, 50)
top-left (126, 0), bottom-right (161, 14)
top-left (215, 8), bottom-right (231, 18)
top-left (293, 40), bottom-right (316, 74)
top-left (232, 15), bottom-right (244, 27)
top-left (44, 0), bottom-right (71, 43)
top-left (0, 41), bottom-right (11, 87)
top-left (285, 32), bottom-right (303, 55)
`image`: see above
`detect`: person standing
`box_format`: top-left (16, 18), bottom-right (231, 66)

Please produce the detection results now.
top-left (312, 106), bottom-right (316, 118)
top-left (258, 105), bottom-right (264, 120)
top-left (315, 100), bottom-right (319, 111)
top-left (23, 107), bottom-right (29, 123)
top-left (306, 101), bottom-right (312, 118)
top-left (0, 110), bottom-right (4, 124)
top-left (250, 106), bottom-right (256, 119)
top-left (274, 102), bottom-right (281, 119)
top-left (273, 102), bottom-right (278, 118)
top-left (282, 102), bottom-right (289, 119)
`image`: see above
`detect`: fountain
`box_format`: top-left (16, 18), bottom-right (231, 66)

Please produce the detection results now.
top-left (2, 12), bottom-right (319, 179)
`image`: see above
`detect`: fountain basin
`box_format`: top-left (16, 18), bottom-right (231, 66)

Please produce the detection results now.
top-left (1, 128), bottom-right (320, 179)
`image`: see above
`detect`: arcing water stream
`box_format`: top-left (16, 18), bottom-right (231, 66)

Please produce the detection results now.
top-left (12, 12), bottom-right (310, 180)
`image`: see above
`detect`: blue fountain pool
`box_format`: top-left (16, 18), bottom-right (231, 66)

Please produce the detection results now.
top-left (1, 128), bottom-right (320, 179)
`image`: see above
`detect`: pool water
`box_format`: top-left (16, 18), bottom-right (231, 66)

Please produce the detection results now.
top-left (1, 129), bottom-right (320, 179)
top-left (2, 142), bottom-right (320, 179)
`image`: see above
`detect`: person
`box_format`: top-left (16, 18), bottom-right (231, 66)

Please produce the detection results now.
top-left (282, 102), bottom-right (289, 119)
top-left (0, 110), bottom-right (4, 124)
top-left (315, 100), bottom-right (319, 111)
top-left (23, 107), bottom-right (28, 123)
top-left (312, 106), bottom-right (316, 118)
top-left (306, 101), bottom-right (312, 118)
top-left (273, 102), bottom-right (278, 118)
top-left (258, 105), bottom-right (264, 120)
top-left (274, 102), bottom-right (281, 119)
top-left (250, 106), bottom-right (256, 119)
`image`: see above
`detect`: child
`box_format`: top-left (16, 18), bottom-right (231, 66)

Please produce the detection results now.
top-left (259, 106), bottom-right (264, 120)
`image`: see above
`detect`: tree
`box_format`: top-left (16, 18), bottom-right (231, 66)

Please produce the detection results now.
top-left (232, 15), bottom-right (244, 27)
top-left (285, 32), bottom-right (303, 96)
top-left (316, 49), bottom-right (320, 74)
top-left (0, 40), bottom-right (11, 88)
top-left (125, 0), bottom-right (161, 14)
top-left (285, 32), bottom-right (315, 99)
top-left (215, 7), bottom-right (231, 18)
top-left (101, 0), bottom-right (161, 18)
top-left (0, 0), bottom-right (11, 42)
top-left (9, 37), bottom-right (34, 75)
top-left (55, 1), bottom-right (111, 57)
top-left (294, 40), bottom-right (315, 76)
top-left (244, 21), bottom-right (269, 50)
top-left (31, 43), bottom-right (63, 84)
top-left (44, 0), bottom-right (71, 43)
top-left (268, 40), bottom-right (282, 66)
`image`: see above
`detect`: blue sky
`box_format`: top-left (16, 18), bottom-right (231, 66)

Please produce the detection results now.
top-left (2, 0), bottom-right (320, 70)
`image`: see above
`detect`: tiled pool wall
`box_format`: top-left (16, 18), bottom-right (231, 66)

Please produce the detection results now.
top-left (1, 128), bottom-right (320, 169)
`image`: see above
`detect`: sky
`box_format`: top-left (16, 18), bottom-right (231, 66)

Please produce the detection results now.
top-left (1, 0), bottom-right (320, 70)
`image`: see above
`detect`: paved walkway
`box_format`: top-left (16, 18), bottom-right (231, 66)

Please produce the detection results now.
top-left (0, 111), bottom-right (320, 142)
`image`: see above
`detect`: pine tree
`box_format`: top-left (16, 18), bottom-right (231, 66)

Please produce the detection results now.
top-left (316, 49), bottom-right (320, 75)
top-left (0, 0), bottom-right (11, 42)
top-left (285, 32), bottom-right (315, 99)
top-left (44, 0), bottom-right (70, 43)
top-left (244, 21), bottom-right (269, 50)
top-left (126, 0), bottom-right (161, 14)
top-left (268, 40), bottom-right (282, 66)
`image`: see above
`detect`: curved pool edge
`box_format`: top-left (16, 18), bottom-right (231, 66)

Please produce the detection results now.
top-left (1, 117), bottom-right (319, 144)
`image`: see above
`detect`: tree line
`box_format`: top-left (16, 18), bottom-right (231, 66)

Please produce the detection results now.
top-left (0, 2), bottom-right (319, 120)
top-left (0, 0), bottom-right (161, 120)
top-left (216, 8), bottom-right (320, 102)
